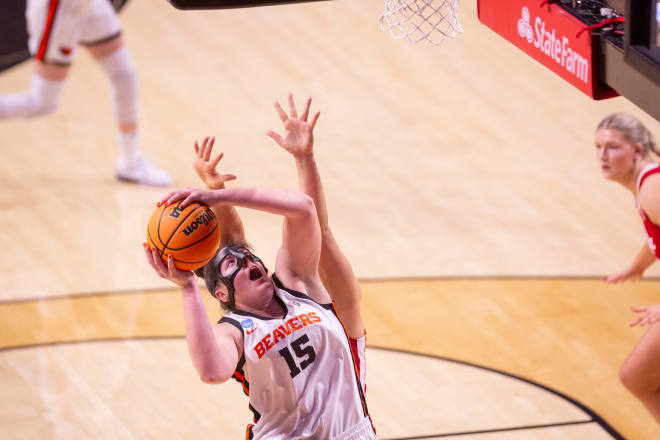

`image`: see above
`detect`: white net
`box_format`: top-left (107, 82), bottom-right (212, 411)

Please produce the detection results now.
top-left (379, 0), bottom-right (463, 45)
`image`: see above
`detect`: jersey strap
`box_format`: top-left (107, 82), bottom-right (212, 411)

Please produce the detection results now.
top-left (638, 164), bottom-right (660, 191)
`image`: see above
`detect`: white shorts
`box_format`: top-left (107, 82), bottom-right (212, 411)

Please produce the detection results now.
top-left (27, 0), bottom-right (122, 65)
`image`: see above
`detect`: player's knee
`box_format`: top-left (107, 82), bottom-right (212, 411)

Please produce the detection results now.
top-left (619, 359), bottom-right (649, 396)
top-left (28, 96), bottom-right (59, 117)
top-left (99, 47), bottom-right (138, 122)
top-left (25, 76), bottom-right (63, 117)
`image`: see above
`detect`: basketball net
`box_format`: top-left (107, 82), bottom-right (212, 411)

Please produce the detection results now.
top-left (379, 0), bottom-right (463, 45)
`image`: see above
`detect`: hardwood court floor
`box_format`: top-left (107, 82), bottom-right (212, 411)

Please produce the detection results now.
top-left (1, 0), bottom-right (660, 438)
top-left (1, 278), bottom-right (659, 439)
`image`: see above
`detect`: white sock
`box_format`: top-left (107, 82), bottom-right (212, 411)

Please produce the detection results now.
top-left (118, 131), bottom-right (139, 165)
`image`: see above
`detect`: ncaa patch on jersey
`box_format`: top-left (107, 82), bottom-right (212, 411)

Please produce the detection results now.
top-left (241, 319), bottom-right (254, 329)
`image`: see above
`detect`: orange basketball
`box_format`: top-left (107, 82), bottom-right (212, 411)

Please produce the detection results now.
top-left (147, 201), bottom-right (221, 271)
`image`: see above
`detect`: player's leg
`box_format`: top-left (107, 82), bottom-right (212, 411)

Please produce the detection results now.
top-left (0, 0), bottom-right (75, 118)
top-left (0, 63), bottom-right (68, 118)
top-left (82, 0), bottom-right (171, 186)
top-left (619, 323), bottom-right (660, 422)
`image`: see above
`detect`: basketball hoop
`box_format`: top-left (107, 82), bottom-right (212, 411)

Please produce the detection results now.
top-left (379, 0), bottom-right (463, 45)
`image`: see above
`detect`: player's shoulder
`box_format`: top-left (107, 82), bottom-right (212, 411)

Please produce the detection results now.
top-left (639, 168), bottom-right (660, 222)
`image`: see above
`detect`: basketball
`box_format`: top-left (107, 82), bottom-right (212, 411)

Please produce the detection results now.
top-left (147, 201), bottom-right (221, 271)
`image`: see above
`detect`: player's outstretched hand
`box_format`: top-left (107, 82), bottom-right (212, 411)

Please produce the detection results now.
top-left (605, 267), bottom-right (644, 283)
top-left (266, 92), bottom-right (320, 158)
top-left (143, 243), bottom-right (195, 287)
top-left (193, 136), bottom-right (236, 190)
top-left (630, 304), bottom-right (660, 327)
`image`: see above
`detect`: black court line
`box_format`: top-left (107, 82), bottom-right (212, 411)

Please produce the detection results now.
top-left (370, 345), bottom-right (625, 440)
top-left (0, 338), bottom-right (626, 439)
top-left (382, 420), bottom-right (594, 439)
top-left (2, 275), bottom-right (660, 305)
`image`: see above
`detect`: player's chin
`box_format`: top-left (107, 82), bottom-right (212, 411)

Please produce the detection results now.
top-left (600, 169), bottom-right (615, 180)
top-left (255, 276), bottom-right (274, 292)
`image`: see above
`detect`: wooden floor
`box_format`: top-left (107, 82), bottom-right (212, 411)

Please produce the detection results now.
top-left (1, 0), bottom-right (660, 438)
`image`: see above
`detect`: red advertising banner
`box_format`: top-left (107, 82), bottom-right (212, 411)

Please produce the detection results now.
top-left (477, 0), bottom-right (618, 99)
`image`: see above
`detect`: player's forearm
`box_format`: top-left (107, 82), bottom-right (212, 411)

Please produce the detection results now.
top-left (205, 182), bottom-right (246, 245)
top-left (630, 242), bottom-right (657, 273)
top-left (295, 154), bottom-right (328, 232)
top-left (211, 187), bottom-right (315, 220)
top-left (180, 284), bottom-right (234, 383)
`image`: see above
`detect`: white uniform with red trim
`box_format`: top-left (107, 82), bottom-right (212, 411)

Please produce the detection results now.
top-left (26, 0), bottom-right (121, 65)
top-left (220, 275), bottom-right (376, 440)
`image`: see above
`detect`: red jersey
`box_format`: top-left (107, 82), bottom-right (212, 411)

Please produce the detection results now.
top-left (636, 163), bottom-right (660, 259)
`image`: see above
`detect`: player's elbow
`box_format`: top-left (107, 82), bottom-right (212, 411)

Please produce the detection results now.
top-left (298, 193), bottom-right (316, 217)
top-left (199, 371), bottom-right (230, 384)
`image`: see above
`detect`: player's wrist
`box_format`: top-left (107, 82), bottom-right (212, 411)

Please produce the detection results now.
top-left (294, 151), bottom-right (315, 161)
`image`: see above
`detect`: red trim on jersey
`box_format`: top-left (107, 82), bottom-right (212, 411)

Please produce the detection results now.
top-left (637, 166), bottom-right (660, 259)
top-left (233, 370), bottom-right (250, 396)
top-left (330, 302), bottom-right (377, 435)
top-left (349, 337), bottom-right (361, 383)
top-left (37, 0), bottom-right (61, 61)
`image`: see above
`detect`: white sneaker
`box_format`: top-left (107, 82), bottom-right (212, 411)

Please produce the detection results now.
top-left (115, 154), bottom-right (172, 187)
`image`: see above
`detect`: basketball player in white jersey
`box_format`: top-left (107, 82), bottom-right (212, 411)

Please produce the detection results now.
top-left (595, 113), bottom-right (660, 423)
top-left (190, 93), bottom-right (368, 391)
top-left (0, 0), bottom-right (171, 186)
top-left (144, 95), bottom-right (375, 438)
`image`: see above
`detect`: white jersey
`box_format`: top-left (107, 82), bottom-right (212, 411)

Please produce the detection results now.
top-left (26, 0), bottom-right (121, 65)
top-left (220, 275), bottom-right (376, 440)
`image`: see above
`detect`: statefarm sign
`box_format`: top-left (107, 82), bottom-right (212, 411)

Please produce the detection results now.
top-left (478, 0), bottom-right (617, 99)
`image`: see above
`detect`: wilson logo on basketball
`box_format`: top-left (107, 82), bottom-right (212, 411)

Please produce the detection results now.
top-left (182, 209), bottom-right (216, 236)
top-left (517, 6), bottom-right (589, 83)
top-left (168, 204), bottom-right (184, 219)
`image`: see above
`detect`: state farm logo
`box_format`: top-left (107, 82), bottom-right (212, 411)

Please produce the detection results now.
top-left (517, 6), bottom-right (589, 83)
top-left (518, 7), bottom-right (534, 42)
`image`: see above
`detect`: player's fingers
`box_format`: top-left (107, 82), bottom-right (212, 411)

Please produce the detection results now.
top-left (300, 96), bottom-right (311, 121)
top-left (641, 314), bottom-right (653, 326)
top-left (179, 193), bottom-right (198, 209)
top-left (220, 174), bottom-right (237, 182)
top-left (199, 137), bottom-right (208, 160)
top-left (630, 316), bottom-right (643, 327)
top-left (288, 92), bottom-right (298, 119)
top-left (164, 190), bottom-right (191, 207)
top-left (157, 191), bottom-right (180, 206)
top-left (167, 255), bottom-right (178, 276)
top-left (274, 101), bottom-right (288, 123)
top-left (203, 137), bottom-right (214, 162)
top-left (143, 242), bottom-right (155, 266)
top-left (310, 111), bottom-right (320, 130)
top-left (210, 152), bottom-right (224, 169)
top-left (605, 273), bottom-right (621, 283)
top-left (631, 306), bottom-right (648, 313)
top-left (194, 140), bottom-right (200, 156)
top-left (266, 130), bottom-right (283, 145)
top-left (150, 247), bottom-right (167, 275)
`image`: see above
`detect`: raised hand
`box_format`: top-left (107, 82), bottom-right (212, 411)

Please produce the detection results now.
top-left (266, 92), bottom-right (320, 158)
top-left (193, 136), bottom-right (236, 189)
top-left (630, 304), bottom-right (660, 327)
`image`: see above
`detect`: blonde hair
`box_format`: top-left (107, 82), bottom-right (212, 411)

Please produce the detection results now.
top-left (597, 113), bottom-right (658, 157)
